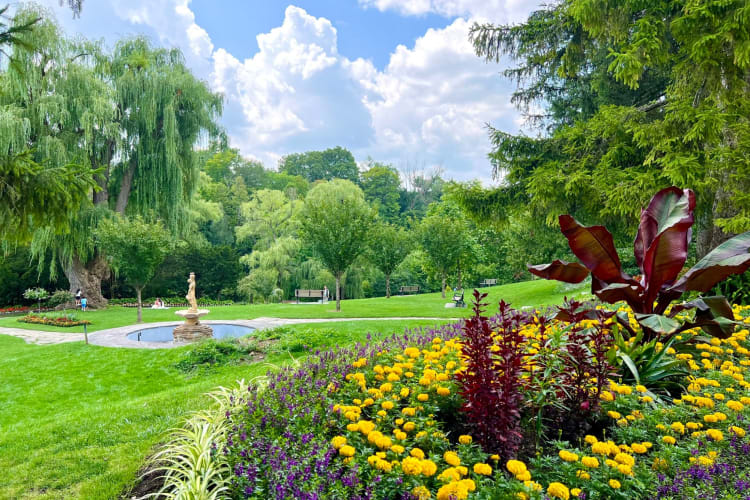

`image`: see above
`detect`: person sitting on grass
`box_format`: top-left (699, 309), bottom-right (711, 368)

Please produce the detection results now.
top-left (151, 298), bottom-right (166, 309)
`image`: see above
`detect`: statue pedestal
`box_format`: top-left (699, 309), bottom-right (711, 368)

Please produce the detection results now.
top-left (173, 309), bottom-right (212, 342)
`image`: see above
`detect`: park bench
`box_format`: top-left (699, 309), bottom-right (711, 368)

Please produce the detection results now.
top-left (453, 289), bottom-right (466, 308)
top-left (295, 289), bottom-right (326, 303)
top-left (479, 278), bottom-right (498, 287)
top-left (399, 285), bottom-right (420, 295)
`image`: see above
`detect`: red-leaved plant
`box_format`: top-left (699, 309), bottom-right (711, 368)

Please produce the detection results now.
top-left (529, 187), bottom-right (750, 341)
top-left (457, 291), bottom-right (525, 459)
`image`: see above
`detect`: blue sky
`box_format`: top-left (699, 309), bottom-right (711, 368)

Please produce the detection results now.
top-left (36, 0), bottom-right (541, 182)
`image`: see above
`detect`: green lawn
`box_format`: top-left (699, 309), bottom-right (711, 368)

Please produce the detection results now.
top-left (0, 319), bottom-right (447, 500)
top-left (0, 279), bottom-right (589, 499)
top-left (0, 280), bottom-right (589, 333)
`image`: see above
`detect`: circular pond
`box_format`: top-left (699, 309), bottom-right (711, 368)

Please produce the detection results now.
top-left (126, 324), bottom-right (255, 342)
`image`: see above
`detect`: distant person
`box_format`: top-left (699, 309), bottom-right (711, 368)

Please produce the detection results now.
top-left (323, 286), bottom-right (329, 303)
top-left (75, 289), bottom-right (82, 307)
top-left (80, 296), bottom-right (87, 311)
top-left (152, 298), bottom-right (164, 309)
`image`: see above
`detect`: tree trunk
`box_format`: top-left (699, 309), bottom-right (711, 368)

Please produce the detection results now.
top-left (457, 259), bottom-right (462, 289)
top-left (66, 254), bottom-right (110, 309)
top-left (335, 272), bottom-right (342, 312)
top-left (441, 273), bottom-right (446, 299)
top-left (115, 161), bottom-right (136, 214)
top-left (136, 287), bottom-right (143, 324)
top-left (386, 273), bottom-right (391, 298)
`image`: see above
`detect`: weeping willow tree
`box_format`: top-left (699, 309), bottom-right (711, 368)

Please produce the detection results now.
top-left (4, 6), bottom-right (222, 307)
top-left (0, 6), bottom-right (97, 243)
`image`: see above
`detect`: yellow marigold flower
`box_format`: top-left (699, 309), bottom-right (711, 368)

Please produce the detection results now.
top-left (403, 422), bottom-right (416, 432)
top-left (517, 494), bottom-right (528, 500)
top-left (358, 420), bottom-right (376, 435)
top-left (401, 456), bottom-right (423, 475)
top-left (420, 459), bottom-right (438, 476)
top-left (698, 455), bottom-right (714, 466)
top-left (400, 387), bottom-right (410, 397)
top-left (346, 423), bottom-right (359, 432)
top-left (584, 435), bottom-right (598, 445)
top-left (662, 436), bottom-right (676, 445)
top-left (727, 400), bottom-right (744, 411)
top-left (490, 454), bottom-right (500, 461)
top-left (458, 435), bottom-right (473, 444)
top-left (607, 410), bottom-right (622, 419)
top-left (576, 470), bottom-right (590, 480)
top-left (473, 463), bottom-right (492, 475)
top-left (525, 480), bottom-right (543, 492)
top-left (731, 426), bottom-right (746, 437)
top-left (571, 488), bottom-right (582, 497)
top-left (617, 464), bottom-right (633, 475)
top-left (381, 401), bottom-right (394, 411)
top-left (631, 443), bottom-right (647, 454)
top-left (581, 456), bottom-right (599, 468)
top-left (614, 453), bottom-right (634, 466)
top-left (436, 386), bottom-right (451, 396)
top-left (600, 391), bottom-right (615, 402)
top-left (714, 393), bottom-right (725, 400)
top-left (410, 448), bottom-right (425, 459)
top-left (417, 393), bottom-right (429, 402)
top-left (671, 422), bottom-right (685, 434)
top-left (394, 431), bottom-right (407, 440)
top-left (437, 467), bottom-right (462, 483)
top-left (411, 486), bottom-right (431, 500)
top-left (331, 436), bottom-right (347, 450)
top-left (339, 445), bottom-right (356, 457)
top-left (506, 459), bottom-right (527, 475)
top-left (547, 482), bottom-right (570, 500)
top-left (591, 442), bottom-right (610, 455)
top-left (516, 470), bottom-right (531, 481)
top-left (404, 347), bottom-right (420, 358)
top-left (391, 445), bottom-right (405, 454)
top-left (558, 450), bottom-right (579, 462)
top-left (402, 407), bottom-right (416, 416)
top-left (444, 451), bottom-right (461, 467)
top-left (609, 479), bottom-right (621, 489)
top-left (704, 414), bottom-right (718, 423)
top-left (706, 429), bottom-right (724, 441)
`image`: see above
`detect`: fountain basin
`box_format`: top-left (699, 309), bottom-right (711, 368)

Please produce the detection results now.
top-left (126, 324), bottom-right (256, 343)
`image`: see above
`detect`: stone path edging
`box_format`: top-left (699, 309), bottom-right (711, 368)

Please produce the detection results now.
top-left (0, 316), bottom-right (462, 349)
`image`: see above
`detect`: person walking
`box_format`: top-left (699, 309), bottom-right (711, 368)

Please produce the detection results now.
top-left (80, 296), bottom-right (87, 312)
top-left (323, 285), bottom-right (329, 303)
top-left (75, 289), bottom-right (82, 307)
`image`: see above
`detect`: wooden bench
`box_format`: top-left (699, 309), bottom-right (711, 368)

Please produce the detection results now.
top-left (295, 289), bottom-right (326, 303)
top-left (399, 285), bottom-right (420, 295)
top-left (479, 278), bottom-right (498, 287)
top-left (453, 290), bottom-right (466, 308)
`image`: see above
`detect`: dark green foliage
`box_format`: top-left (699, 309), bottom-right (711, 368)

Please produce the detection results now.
top-left (142, 245), bottom-right (243, 299)
top-left (0, 247), bottom-right (66, 306)
top-left (279, 146), bottom-right (359, 184)
top-left (361, 163), bottom-right (401, 223)
top-left (174, 338), bottom-right (260, 373)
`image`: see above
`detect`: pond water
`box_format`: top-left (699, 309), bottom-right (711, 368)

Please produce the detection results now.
top-left (126, 324), bottom-right (255, 342)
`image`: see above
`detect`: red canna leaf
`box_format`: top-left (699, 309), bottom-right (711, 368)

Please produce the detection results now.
top-left (527, 260), bottom-right (590, 283)
top-left (634, 187), bottom-right (695, 271)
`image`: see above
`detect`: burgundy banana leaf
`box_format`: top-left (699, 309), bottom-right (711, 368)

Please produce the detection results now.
top-left (558, 215), bottom-right (630, 283)
top-left (667, 231), bottom-right (750, 293)
top-left (527, 260), bottom-right (590, 283)
top-left (635, 187), bottom-right (695, 309)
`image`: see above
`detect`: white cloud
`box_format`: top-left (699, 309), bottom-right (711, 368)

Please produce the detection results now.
top-left (34, 1), bottom-right (528, 181)
top-left (358, 0), bottom-right (537, 23)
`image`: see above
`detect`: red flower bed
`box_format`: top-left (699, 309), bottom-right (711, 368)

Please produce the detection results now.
top-left (17, 314), bottom-right (91, 327)
top-left (0, 306), bottom-right (30, 315)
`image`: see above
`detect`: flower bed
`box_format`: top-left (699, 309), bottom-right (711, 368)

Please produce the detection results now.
top-left (157, 298), bottom-right (750, 500)
top-left (18, 314), bottom-right (91, 327)
top-left (0, 306), bottom-right (30, 315)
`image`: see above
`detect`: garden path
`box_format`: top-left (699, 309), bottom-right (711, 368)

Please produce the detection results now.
top-left (0, 316), bottom-right (460, 348)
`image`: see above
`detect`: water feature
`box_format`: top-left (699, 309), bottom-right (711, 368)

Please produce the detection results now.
top-left (127, 324), bottom-right (255, 343)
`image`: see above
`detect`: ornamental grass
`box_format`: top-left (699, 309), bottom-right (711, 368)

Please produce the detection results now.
top-left (158, 297), bottom-right (750, 499)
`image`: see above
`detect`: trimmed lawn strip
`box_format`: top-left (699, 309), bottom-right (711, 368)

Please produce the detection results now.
top-left (0, 280), bottom-right (589, 333)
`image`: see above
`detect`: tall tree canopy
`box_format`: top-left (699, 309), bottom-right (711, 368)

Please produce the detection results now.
top-left (300, 179), bottom-right (375, 311)
top-left (0, 6), bottom-right (96, 243)
top-left (8, 7), bottom-right (222, 306)
top-left (460, 0), bottom-right (750, 257)
top-left (279, 146), bottom-right (359, 184)
top-left (361, 163), bottom-right (401, 223)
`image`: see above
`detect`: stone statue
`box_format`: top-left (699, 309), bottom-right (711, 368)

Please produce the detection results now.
top-left (186, 272), bottom-right (198, 312)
